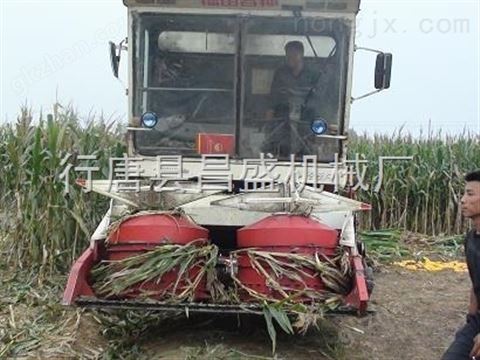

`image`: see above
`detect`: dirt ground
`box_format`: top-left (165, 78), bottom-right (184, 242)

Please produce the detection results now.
top-left (1, 265), bottom-right (470, 359)
top-left (71, 266), bottom-right (471, 360)
top-left (340, 266), bottom-right (469, 360)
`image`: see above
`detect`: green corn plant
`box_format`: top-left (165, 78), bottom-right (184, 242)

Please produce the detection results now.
top-left (349, 129), bottom-right (480, 236)
top-left (0, 105), bottom-right (126, 275)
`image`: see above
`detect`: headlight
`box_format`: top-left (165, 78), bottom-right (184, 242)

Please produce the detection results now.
top-left (311, 118), bottom-right (328, 135)
top-left (141, 112), bottom-right (158, 128)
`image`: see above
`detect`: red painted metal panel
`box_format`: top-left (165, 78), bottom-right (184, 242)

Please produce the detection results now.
top-left (108, 266), bottom-right (209, 300)
top-left (62, 243), bottom-right (99, 305)
top-left (344, 256), bottom-right (369, 314)
top-left (236, 215), bottom-right (340, 302)
top-left (237, 215), bottom-right (339, 248)
top-left (103, 215), bottom-right (210, 300)
top-left (108, 214), bottom-right (209, 245)
top-left (64, 214), bottom-right (210, 304)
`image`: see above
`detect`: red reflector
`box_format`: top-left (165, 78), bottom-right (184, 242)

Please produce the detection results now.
top-left (196, 133), bottom-right (235, 155)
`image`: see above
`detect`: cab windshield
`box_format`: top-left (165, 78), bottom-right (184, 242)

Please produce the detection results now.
top-left (132, 13), bottom-right (350, 161)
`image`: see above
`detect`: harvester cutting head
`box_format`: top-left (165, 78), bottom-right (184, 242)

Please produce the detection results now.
top-left (64, 189), bottom-right (371, 315)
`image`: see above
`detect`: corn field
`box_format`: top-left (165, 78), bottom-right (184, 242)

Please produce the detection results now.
top-left (0, 106), bottom-right (125, 274)
top-left (0, 106), bottom-right (479, 274)
top-left (349, 130), bottom-right (480, 235)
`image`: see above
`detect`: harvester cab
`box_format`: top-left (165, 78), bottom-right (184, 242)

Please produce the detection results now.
top-left (63, 0), bottom-right (391, 318)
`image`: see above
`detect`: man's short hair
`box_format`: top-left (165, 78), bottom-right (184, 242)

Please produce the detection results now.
top-left (285, 41), bottom-right (304, 54)
top-left (465, 170), bottom-right (480, 182)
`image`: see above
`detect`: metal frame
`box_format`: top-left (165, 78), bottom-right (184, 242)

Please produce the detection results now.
top-left (130, 7), bottom-right (356, 19)
top-left (77, 298), bottom-right (265, 314)
top-left (75, 297), bottom-right (367, 315)
top-left (341, 12), bottom-right (356, 159)
top-left (350, 46), bottom-right (387, 102)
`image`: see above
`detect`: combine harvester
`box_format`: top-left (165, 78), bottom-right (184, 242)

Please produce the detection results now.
top-left (64, 0), bottom-right (392, 322)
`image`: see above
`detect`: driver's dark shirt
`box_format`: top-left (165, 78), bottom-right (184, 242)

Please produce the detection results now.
top-left (264, 65), bottom-right (320, 158)
top-left (269, 65), bottom-right (319, 116)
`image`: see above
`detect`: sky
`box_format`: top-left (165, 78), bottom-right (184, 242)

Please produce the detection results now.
top-left (0, 0), bottom-right (479, 135)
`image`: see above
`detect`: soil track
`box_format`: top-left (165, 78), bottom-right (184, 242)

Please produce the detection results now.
top-left (340, 266), bottom-right (469, 360)
top-left (72, 265), bottom-right (470, 359)
top-left (1, 265), bottom-right (470, 359)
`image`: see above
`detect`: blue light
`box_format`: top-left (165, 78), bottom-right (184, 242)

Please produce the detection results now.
top-left (141, 112), bottom-right (158, 128)
top-left (311, 118), bottom-right (328, 135)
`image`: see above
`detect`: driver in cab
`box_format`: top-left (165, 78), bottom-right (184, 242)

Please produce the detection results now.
top-left (263, 40), bottom-right (320, 158)
top-left (266, 40), bottom-right (318, 122)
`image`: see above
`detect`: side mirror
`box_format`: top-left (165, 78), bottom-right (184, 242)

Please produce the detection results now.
top-left (109, 41), bottom-right (120, 78)
top-left (375, 53), bottom-right (392, 90)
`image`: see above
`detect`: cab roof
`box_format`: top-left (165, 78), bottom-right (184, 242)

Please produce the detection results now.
top-left (123, 0), bottom-right (360, 13)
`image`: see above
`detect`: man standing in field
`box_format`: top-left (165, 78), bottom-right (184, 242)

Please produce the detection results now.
top-left (443, 170), bottom-right (480, 359)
